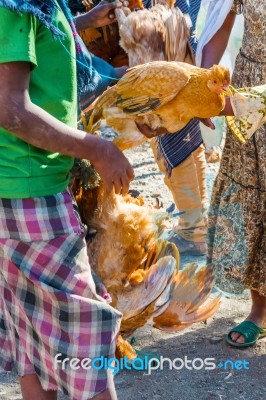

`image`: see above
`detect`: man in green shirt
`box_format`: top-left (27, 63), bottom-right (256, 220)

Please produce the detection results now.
top-left (0, 1), bottom-right (132, 399)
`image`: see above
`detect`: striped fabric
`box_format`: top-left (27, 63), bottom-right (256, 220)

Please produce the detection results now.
top-left (156, 119), bottom-right (203, 174)
top-left (0, 190), bottom-right (121, 399)
top-left (144, 0), bottom-right (203, 172)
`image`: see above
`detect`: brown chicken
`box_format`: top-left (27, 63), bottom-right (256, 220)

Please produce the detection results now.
top-left (77, 0), bottom-right (192, 68)
top-left (78, 0), bottom-right (143, 67)
top-left (83, 61), bottom-right (230, 150)
top-left (115, 0), bottom-right (194, 67)
top-left (72, 166), bottom-right (220, 360)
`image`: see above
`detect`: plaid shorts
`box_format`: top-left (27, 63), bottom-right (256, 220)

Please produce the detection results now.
top-left (0, 190), bottom-right (122, 399)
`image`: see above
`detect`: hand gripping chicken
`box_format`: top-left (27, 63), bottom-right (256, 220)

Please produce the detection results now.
top-left (78, 0), bottom-right (194, 68)
top-left (84, 61), bottom-right (230, 150)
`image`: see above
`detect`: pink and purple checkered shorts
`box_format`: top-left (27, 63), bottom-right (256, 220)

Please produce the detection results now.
top-left (0, 190), bottom-right (121, 399)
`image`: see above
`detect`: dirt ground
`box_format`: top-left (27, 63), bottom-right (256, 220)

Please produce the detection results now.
top-left (0, 142), bottom-right (265, 400)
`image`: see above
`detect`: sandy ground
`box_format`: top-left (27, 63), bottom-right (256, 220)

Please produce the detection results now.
top-left (0, 142), bottom-right (265, 400)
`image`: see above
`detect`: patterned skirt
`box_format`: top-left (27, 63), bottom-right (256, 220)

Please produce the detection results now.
top-left (207, 51), bottom-right (266, 296)
top-left (0, 190), bottom-right (121, 399)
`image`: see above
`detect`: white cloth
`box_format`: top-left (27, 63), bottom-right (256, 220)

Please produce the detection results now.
top-left (195, 0), bottom-right (234, 66)
top-left (227, 85), bottom-right (266, 142)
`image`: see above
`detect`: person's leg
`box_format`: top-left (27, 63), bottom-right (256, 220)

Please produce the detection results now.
top-left (151, 141), bottom-right (208, 251)
top-left (170, 144), bottom-right (208, 241)
top-left (19, 374), bottom-right (57, 400)
top-left (19, 373), bottom-right (117, 400)
top-left (229, 289), bottom-right (266, 344)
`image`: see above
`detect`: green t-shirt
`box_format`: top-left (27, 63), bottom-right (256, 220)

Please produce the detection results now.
top-left (0, 6), bottom-right (77, 198)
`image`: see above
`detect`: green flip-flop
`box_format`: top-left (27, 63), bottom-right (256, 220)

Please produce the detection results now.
top-left (226, 320), bottom-right (266, 348)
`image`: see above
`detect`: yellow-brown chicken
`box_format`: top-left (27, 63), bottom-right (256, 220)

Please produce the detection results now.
top-left (83, 61), bottom-right (230, 150)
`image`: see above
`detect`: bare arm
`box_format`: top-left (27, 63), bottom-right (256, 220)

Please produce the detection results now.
top-left (201, 10), bottom-right (236, 69)
top-left (0, 62), bottom-right (134, 194)
top-left (219, 98), bottom-right (234, 116)
top-left (201, 10), bottom-right (236, 119)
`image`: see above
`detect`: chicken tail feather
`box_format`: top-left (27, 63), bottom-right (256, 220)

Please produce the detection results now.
top-left (165, 8), bottom-right (193, 63)
top-left (142, 239), bottom-right (180, 272)
top-left (152, 264), bottom-right (221, 331)
top-left (117, 255), bottom-right (176, 320)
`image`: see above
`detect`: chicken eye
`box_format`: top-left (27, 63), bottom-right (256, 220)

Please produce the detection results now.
top-left (213, 80), bottom-right (217, 84)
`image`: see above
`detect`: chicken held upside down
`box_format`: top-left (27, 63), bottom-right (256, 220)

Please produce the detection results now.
top-left (72, 166), bottom-right (220, 361)
top-left (114, 0), bottom-right (194, 67)
top-left (84, 61), bottom-right (231, 150)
